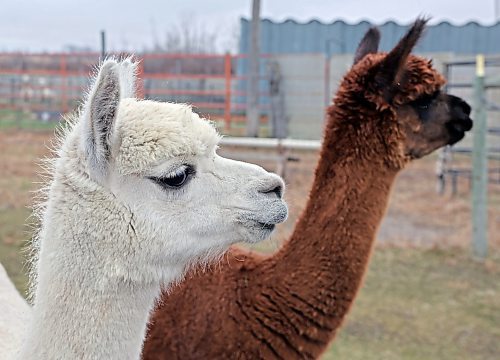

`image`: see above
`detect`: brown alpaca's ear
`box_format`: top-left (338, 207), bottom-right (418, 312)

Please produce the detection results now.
top-left (375, 17), bottom-right (428, 99)
top-left (353, 27), bottom-right (380, 65)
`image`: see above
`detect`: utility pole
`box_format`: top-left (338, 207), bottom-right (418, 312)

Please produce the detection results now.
top-left (246, 0), bottom-right (261, 137)
top-left (100, 30), bottom-right (106, 59)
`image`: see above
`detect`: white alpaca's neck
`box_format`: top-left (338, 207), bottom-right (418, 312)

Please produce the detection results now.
top-left (19, 149), bottom-right (178, 360)
top-left (21, 271), bottom-right (158, 359)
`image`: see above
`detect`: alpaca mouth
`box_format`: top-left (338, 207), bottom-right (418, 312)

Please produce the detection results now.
top-left (450, 117), bottom-right (473, 133)
top-left (256, 221), bottom-right (276, 231)
top-left (242, 219), bottom-right (276, 232)
top-left (239, 202), bottom-right (288, 239)
top-left (237, 219), bottom-right (278, 243)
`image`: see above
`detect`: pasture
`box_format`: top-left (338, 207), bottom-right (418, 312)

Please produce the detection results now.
top-left (0, 129), bottom-right (499, 359)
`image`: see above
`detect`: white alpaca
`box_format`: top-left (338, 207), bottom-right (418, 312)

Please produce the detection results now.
top-left (0, 58), bottom-right (288, 360)
top-left (0, 264), bottom-right (30, 358)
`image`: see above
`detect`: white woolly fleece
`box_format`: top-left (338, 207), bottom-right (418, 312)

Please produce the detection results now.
top-left (114, 99), bottom-right (220, 176)
top-left (0, 264), bottom-right (30, 360)
top-left (1, 58), bottom-right (287, 360)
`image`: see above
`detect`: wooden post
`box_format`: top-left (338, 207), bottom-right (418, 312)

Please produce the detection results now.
top-left (246, 0), bottom-right (261, 137)
top-left (472, 54), bottom-right (488, 259)
top-left (269, 61), bottom-right (286, 138)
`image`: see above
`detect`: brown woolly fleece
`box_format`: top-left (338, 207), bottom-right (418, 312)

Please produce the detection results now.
top-left (142, 20), bottom-right (462, 360)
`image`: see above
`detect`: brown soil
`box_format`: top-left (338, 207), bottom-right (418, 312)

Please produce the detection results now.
top-left (1, 130), bottom-right (499, 249)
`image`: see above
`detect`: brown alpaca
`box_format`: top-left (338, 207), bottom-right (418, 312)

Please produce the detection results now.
top-left (143, 19), bottom-right (473, 359)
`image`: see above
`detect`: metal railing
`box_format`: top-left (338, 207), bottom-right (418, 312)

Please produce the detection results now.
top-left (438, 55), bottom-right (500, 258)
top-left (0, 52), bottom-right (277, 134)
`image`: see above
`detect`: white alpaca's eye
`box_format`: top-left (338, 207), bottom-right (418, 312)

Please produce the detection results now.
top-left (148, 165), bottom-right (195, 190)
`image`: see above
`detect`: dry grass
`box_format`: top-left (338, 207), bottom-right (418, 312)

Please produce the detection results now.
top-left (325, 248), bottom-right (500, 360)
top-left (0, 130), bottom-right (52, 292)
top-left (221, 146), bottom-right (500, 252)
top-left (0, 129), bottom-right (499, 359)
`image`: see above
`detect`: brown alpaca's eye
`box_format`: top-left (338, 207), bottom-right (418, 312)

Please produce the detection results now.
top-left (410, 91), bottom-right (440, 118)
top-left (149, 165), bottom-right (195, 189)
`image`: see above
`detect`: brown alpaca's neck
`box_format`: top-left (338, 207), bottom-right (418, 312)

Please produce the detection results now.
top-left (261, 126), bottom-right (398, 353)
top-left (279, 145), bottom-right (397, 264)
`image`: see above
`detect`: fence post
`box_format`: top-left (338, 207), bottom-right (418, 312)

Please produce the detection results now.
top-left (472, 54), bottom-right (488, 259)
top-left (137, 57), bottom-right (145, 99)
top-left (60, 54), bottom-right (68, 114)
top-left (224, 53), bottom-right (232, 132)
top-left (437, 63), bottom-right (451, 195)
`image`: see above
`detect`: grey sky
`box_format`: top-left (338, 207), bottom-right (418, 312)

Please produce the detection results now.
top-left (1, 0), bottom-right (497, 52)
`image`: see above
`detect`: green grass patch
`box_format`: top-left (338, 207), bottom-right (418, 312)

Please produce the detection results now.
top-left (0, 109), bottom-right (59, 130)
top-left (0, 118), bottom-right (58, 130)
top-left (1, 203), bottom-right (499, 359)
top-left (324, 248), bottom-right (500, 360)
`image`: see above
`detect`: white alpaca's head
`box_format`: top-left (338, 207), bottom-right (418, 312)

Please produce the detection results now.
top-left (42, 58), bottom-right (287, 286)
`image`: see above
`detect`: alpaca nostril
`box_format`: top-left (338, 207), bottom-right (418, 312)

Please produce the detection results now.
top-left (464, 117), bottom-right (473, 131)
top-left (261, 184), bottom-right (283, 199)
top-left (448, 116), bottom-right (473, 134)
top-left (448, 95), bottom-right (472, 116)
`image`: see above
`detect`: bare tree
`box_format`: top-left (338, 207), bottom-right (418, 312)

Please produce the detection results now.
top-left (219, 21), bottom-right (240, 54)
top-left (147, 13), bottom-right (239, 54)
top-left (162, 17), bottom-right (218, 54)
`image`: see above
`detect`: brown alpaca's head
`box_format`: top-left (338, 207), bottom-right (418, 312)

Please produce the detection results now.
top-left (329, 18), bottom-right (472, 168)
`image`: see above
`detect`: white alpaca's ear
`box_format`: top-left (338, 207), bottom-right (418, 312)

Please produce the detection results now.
top-left (82, 59), bottom-right (121, 173)
top-left (118, 58), bottom-right (138, 99)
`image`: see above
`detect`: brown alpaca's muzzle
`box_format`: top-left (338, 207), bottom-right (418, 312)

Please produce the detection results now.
top-left (445, 95), bottom-right (473, 145)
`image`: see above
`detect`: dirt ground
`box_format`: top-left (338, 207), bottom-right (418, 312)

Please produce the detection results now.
top-left (220, 144), bottom-right (500, 251)
top-left (1, 129), bottom-right (499, 359)
top-left (1, 129), bottom-right (499, 251)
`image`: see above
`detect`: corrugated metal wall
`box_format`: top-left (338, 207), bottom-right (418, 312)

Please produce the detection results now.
top-left (238, 19), bottom-right (500, 140)
top-left (240, 19), bottom-right (500, 55)
top-left (252, 53), bottom-right (500, 140)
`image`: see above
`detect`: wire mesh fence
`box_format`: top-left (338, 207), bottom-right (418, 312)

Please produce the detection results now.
top-left (0, 53), bottom-right (278, 135)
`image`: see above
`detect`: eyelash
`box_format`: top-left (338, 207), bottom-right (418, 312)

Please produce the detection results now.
top-left (411, 91), bottom-right (440, 112)
top-left (415, 91), bottom-right (439, 105)
top-left (148, 165), bottom-right (195, 190)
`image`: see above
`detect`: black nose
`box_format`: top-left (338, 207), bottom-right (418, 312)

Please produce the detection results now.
top-left (260, 183), bottom-right (283, 199)
top-left (448, 94), bottom-right (471, 116)
top-left (460, 100), bottom-right (471, 116)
